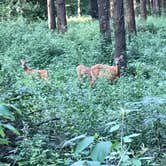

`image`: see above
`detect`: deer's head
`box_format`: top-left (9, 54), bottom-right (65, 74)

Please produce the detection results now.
top-left (20, 59), bottom-right (28, 68)
top-left (114, 55), bottom-right (126, 67)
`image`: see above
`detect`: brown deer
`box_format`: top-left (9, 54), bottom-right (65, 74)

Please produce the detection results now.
top-left (90, 55), bottom-right (124, 85)
top-left (76, 65), bottom-right (91, 82)
top-left (20, 59), bottom-right (48, 80)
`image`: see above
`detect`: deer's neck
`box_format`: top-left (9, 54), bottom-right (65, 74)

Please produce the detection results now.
top-left (23, 65), bottom-right (30, 71)
top-left (115, 65), bottom-right (120, 76)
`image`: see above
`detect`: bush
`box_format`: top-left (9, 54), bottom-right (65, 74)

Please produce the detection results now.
top-left (0, 16), bottom-right (165, 165)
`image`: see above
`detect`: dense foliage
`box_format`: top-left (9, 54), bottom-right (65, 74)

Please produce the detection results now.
top-left (0, 16), bottom-right (166, 165)
top-left (0, 0), bottom-right (89, 21)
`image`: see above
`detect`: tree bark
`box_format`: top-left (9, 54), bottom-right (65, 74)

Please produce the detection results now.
top-left (113, 0), bottom-right (126, 67)
top-left (126, 0), bottom-right (136, 35)
top-left (161, 0), bottom-right (166, 15)
top-left (97, 0), bottom-right (111, 42)
top-left (56, 0), bottom-right (67, 33)
top-left (135, 0), bottom-right (140, 16)
top-left (89, 0), bottom-right (98, 19)
top-left (140, 0), bottom-right (147, 20)
top-left (146, 0), bottom-right (152, 15)
top-left (47, 0), bottom-right (56, 29)
top-left (110, 0), bottom-right (114, 18)
top-left (77, 0), bottom-right (81, 17)
top-left (153, 0), bottom-right (161, 15)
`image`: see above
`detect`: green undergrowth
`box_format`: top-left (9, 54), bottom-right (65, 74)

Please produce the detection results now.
top-left (0, 16), bottom-right (166, 166)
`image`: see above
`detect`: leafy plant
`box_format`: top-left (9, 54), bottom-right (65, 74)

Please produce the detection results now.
top-left (0, 104), bottom-right (20, 144)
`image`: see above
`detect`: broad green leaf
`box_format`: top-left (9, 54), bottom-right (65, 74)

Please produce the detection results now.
top-left (86, 161), bottom-right (100, 166)
top-left (111, 140), bottom-right (120, 150)
top-left (126, 133), bottom-right (141, 138)
top-left (0, 163), bottom-right (10, 166)
top-left (63, 134), bottom-right (86, 148)
top-left (70, 160), bottom-right (85, 166)
top-left (132, 159), bottom-right (141, 166)
top-left (139, 157), bottom-right (154, 161)
top-left (109, 124), bottom-right (120, 133)
top-left (0, 125), bottom-right (5, 137)
top-left (7, 104), bottom-right (21, 115)
top-left (0, 105), bottom-right (14, 120)
top-left (0, 138), bottom-right (9, 145)
top-left (3, 124), bottom-right (20, 135)
top-left (75, 136), bottom-right (94, 154)
top-left (123, 136), bottom-right (133, 143)
top-left (123, 133), bottom-right (140, 143)
top-left (91, 141), bottom-right (112, 162)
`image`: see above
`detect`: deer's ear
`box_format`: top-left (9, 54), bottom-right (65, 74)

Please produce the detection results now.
top-left (119, 55), bottom-right (124, 59)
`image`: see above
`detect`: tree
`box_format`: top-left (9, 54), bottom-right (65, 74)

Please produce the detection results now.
top-left (97, 0), bottom-right (111, 41)
top-left (135, 0), bottom-right (140, 16)
top-left (77, 0), bottom-right (81, 17)
top-left (161, 0), bottom-right (166, 15)
top-left (126, 0), bottom-right (136, 35)
top-left (110, 0), bottom-right (114, 18)
top-left (89, 0), bottom-right (98, 19)
top-left (113, 0), bottom-right (126, 67)
top-left (140, 0), bottom-right (147, 20)
top-left (56, 0), bottom-right (67, 33)
top-left (146, 0), bottom-right (152, 15)
top-left (47, 0), bottom-right (56, 29)
top-left (153, 0), bottom-right (161, 15)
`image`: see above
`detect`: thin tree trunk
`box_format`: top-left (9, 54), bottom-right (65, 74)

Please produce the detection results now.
top-left (140, 0), bottom-right (147, 20)
top-left (47, 0), bottom-right (56, 29)
top-left (97, 0), bottom-right (111, 42)
top-left (89, 0), bottom-right (98, 19)
top-left (56, 0), bottom-right (67, 33)
top-left (113, 0), bottom-right (126, 67)
top-left (135, 0), bottom-right (140, 16)
top-left (161, 0), bottom-right (166, 15)
top-left (147, 0), bottom-right (152, 15)
top-left (126, 0), bottom-right (136, 35)
top-left (110, 0), bottom-right (114, 18)
top-left (153, 0), bottom-right (161, 15)
top-left (77, 0), bottom-right (81, 17)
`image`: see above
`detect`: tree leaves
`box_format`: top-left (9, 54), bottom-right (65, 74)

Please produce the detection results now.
top-left (0, 104), bottom-right (15, 120)
top-left (71, 160), bottom-right (85, 166)
top-left (91, 141), bottom-right (112, 162)
top-left (109, 124), bottom-right (120, 133)
top-left (0, 104), bottom-right (20, 144)
top-left (3, 123), bottom-right (20, 135)
top-left (123, 133), bottom-right (140, 143)
top-left (71, 160), bottom-right (101, 166)
top-left (75, 136), bottom-right (94, 154)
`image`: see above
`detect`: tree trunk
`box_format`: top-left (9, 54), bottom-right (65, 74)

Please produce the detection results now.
top-left (47, 0), bottom-right (56, 29)
top-left (153, 0), bottom-right (161, 15)
top-left (113, 0), bottom-right (126, 67)
top-left (89, 0), bottom-right (98, 19)
top-left (77, 0), bottom-right (81, 17)
top-left (135, 0), bottom-right (140, 16)
top-left (146, 0), bottom-right (152, 15)
top-left (56, 0), bottom-right (67, 33)
top-left (126, 0), bottom-right (136, 35)
top-left (140, 0), bottom-right (147, 20)
top-left (97, 0), bottom-right (111, 42)
top-left (161, 0), bottom-right (166, 15)
top-left (110, 0), bottom-right (114, 18)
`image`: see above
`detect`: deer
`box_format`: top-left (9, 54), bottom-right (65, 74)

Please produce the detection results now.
top-left (20, 59), bottom-right (48, 80)
top-left (76, 64), bottom-right (91, 82)
top-left (90, 55), bottom-right (125, 86)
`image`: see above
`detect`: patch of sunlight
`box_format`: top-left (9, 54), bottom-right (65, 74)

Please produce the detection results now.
top-left (68, 16), bottom-right (92, 23)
